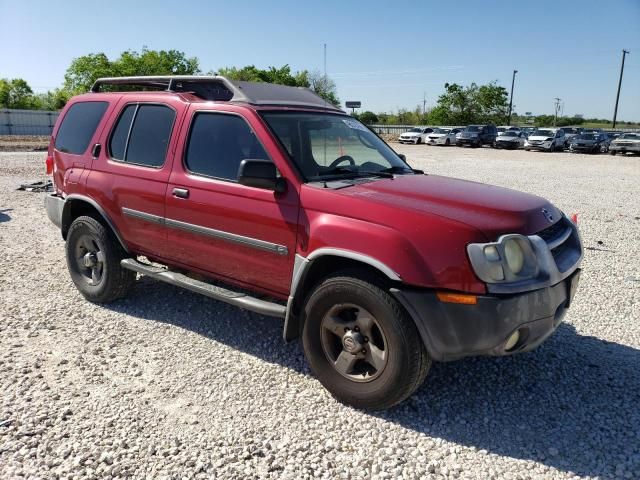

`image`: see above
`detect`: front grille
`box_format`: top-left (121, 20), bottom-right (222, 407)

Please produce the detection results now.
top-left (536, 217), bottom-right (581, 273)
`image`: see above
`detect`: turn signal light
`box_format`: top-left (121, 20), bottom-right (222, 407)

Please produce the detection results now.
top-left (436, 291), bottom-right (478, 305)
top-left (45, 155), bottom-right (54, 175)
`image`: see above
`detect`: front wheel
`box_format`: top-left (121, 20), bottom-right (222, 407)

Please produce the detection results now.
top-left (609, 150), bottom-right (617, 156)
top-left (66, 216), bottom-right (135, 303)
top-left (302, 271), bottom-right (431, 410)
top-left (445, 138), bottom-right (450, 146)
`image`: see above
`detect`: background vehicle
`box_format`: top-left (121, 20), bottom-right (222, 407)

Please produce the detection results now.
top-left (497, 126), bottom-right (521, 137)
top-left (609, 132), bottom-right (640, 155)
top-left (43, 76), bottom-right (583, 411)
top-left (524, 128), bottom-right (565, 152)
top-left (494, 131), bottom-right (526, 149)
top-left (425, 127), bottom-right (460, 146)
top-left (398, 127), bottom-right (433, 144)
top-left (559, 127), bottom-right (583, 148)
top-left (456, 124), bottom-right (498, 147)
top-left (568, 132), bottom-right (610, 153)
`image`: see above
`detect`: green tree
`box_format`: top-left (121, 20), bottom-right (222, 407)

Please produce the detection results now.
top-left (63, 47), bottom-right (200, 95)
top-left (0, 78), bottom-right (38, 109)
top-left (358, 111), bottom-right (379, 124)
top-left (428, 81), bottom-right (508, 125)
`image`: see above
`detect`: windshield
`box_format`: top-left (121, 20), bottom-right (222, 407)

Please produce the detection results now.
top-left (533, 129), bottom-right (554, 137)
top-left (619, 133), bottom-right (640, 140)
top-left (466, 126), bottom-right (481, 132)
top-left (502, 131), bottom-right (518, 137)
top-left (409, 127), bottom-right (423, 133)
top-left (431, 128), bottom-right (449, 134)
top-left (577, 134), bottom-right (597, 140)
top-left (261, 112), bottom-right (412, 180)
top-left (497, 127), bottom-right (506, 132)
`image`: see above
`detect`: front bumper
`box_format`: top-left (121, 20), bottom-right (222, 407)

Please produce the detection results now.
top-left (392, 269), bottom-right (581, 362)
top-left (495, 140), bottom-right (520, 149)
top-left (456, 137), bottom-right (482, 146)
top-left (610, 144), bottom-right (640, 153)
top-left (525, 142), bottom-right (552, 150)
top-left (398, 137), bottom-right (419, 144)
top-left (569, 144), bottom-right (598, 153)
top-left (45, 193), bottom-right (64, 229)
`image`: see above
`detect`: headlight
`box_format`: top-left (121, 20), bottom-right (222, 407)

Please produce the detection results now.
top-left (504, 238), bottom-right (524, 273)
top-left (468, 234), bottom-right (538, 284)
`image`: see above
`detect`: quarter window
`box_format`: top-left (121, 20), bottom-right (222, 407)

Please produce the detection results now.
top-left (109, 104), bottom-right (175, 167)
top-left (185, 113), bottom-right (269, 181)
top-left (55, 101), bottom-right (108, 154)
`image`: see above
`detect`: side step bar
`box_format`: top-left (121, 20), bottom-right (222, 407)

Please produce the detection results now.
top-left (121, 258), bottom-right (286, 318)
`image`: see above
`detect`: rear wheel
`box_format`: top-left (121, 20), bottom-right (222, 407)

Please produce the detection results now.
top-left (66, 216), bottom-right (135, 303)
top-left (302, 271), bottom-right (430, 410)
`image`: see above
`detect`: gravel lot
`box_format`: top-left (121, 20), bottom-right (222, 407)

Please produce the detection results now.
top-left (1, 147), bottom-right (639, 479)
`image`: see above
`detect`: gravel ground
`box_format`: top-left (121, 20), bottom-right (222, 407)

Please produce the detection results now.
top-left (1, 148), bottom-right (639, 479)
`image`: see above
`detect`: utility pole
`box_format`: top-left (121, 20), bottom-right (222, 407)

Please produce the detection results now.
top-left (554, 97), bottom-right (561, 126)
top-left (422, 92), bottom-right (426, 116)
top-left (323, 43), bottom-right (327, 78)
top-left (507, 69), bottom-right (517, 126)
top-left (613, 49), bottom-right (629, 128)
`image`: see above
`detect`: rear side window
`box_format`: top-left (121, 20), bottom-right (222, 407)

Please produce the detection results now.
top-left (185, 113), bottom-right (269, 181)
top-left (109, 104), bottom-right (175, 167)
top-left (55, 101), bottom-right (108, 154)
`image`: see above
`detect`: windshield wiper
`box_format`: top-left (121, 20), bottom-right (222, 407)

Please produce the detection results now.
top-left (379, 165), bottom-right (422, 175)
top-left (309, 166), bottom-right (393, 181)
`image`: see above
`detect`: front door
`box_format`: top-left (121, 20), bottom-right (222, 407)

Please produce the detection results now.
top-left (164, 107), bottom-right (299, 297)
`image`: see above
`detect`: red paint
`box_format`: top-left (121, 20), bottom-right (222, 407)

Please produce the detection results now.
top-left (51, 91), bottom-right (559, 297)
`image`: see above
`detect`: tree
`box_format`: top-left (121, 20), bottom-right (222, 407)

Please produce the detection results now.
top-left (0, 78), bottom-right (38, 109)
top-left (358, 111), bottom-right (379, 124)
top-left (63, 47), bottom-right (200, 95)
top-left (428, 81), bottom-right (508, 125)
top-left (307, 71), bottom-right (340, 107)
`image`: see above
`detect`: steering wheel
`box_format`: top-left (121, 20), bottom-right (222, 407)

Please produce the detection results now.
top-left (327, 155), bottom-right (355, 169)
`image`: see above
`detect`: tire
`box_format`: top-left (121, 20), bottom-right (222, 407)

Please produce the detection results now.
top-left (609, 150), bottom-right (617, 156)
top-left (301, 270), bottom-right (431, 410)
top-left (66, 215), bottom-right (135, 303)
top-left (445, 138), bottom-right (450, 146)
top-left (416, 138), bottom-right (422, 145)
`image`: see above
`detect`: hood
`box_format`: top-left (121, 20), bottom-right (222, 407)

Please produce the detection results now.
top-left (460, 131), bottom-right (479, 138)
top-left (613, 138), bottom-right (640, 144)
top-left (572, 138), bottom-right (597, 145)
top-left (324, 174), bottom-right (559, 238)
top-left (527, 135), bottom-right (553, 141)
top-left (401, 132), bottom-right (420, 137)
top-left (428, 133), bottom-right (447, 138)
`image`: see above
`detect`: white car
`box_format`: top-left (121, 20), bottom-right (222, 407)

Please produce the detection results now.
top-left (494, 131), bottom-right (526, 149)
top-left (524, 128), bottom-right (566, 152)
top-left (497, 126), bottom-right (522, 137)
top-left (609, 132), bottom-right (640, 155)
top-left (398, 127), bottom-right (433, 144)
top-left (425, 128), bottom-right (461, 146)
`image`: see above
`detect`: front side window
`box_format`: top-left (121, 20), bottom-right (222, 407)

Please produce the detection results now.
top-left (185, 112), bottom-right (269, 181)
top-left (55, 101), bottom-right (108, 154)
top-left (261, 112), bottom-right (412, 180)
top-left (109, 104), bottom-right (175, 167)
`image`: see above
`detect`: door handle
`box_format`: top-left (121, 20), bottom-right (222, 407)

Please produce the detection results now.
top-left (172, 187), bottom-right (189, 199)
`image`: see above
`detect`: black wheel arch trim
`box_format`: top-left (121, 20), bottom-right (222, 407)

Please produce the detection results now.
top-left (62, 194), bottom-right (130, 254)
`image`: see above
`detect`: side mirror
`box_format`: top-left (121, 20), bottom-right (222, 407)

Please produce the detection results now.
top-left (238, 159), bottom-right (286, 193)
top-left (397, 153), bottom-right (407, 162)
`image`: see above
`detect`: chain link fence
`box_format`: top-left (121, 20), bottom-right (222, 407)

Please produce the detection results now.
top-left (0, 109), bottom-right (60, 135)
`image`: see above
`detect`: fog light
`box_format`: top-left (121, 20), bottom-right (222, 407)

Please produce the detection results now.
top-left (504, 330), bottom-right (520, 351)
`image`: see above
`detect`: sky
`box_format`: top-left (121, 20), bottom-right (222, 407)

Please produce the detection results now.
top-left (1, 0), bottom-right (639, 121)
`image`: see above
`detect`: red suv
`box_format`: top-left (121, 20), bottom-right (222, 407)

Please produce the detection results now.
top-left (44, 76), bottom-right (583, 410)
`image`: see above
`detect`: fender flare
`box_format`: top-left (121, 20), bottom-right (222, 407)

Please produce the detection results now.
top-left (62, 194), bottom-right (130, 253)
top-left (283, 248), bottom-right (401, 341)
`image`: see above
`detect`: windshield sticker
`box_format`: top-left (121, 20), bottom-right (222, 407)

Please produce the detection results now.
top-left (342, 118), bottom-right (368, 132)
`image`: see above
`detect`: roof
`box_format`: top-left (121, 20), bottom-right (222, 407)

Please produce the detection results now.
top-left (90, 76), bottom-right (343, 112)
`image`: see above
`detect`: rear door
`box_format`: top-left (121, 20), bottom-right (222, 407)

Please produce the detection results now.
top-left (164, 105), bottom-right (299, 297)
top-left (86, 95), bottom-right (187, 257)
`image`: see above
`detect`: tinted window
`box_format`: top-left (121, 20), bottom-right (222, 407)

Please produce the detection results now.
top-left (109, 105), bottom-right (136, 160)
top-left (55, 101), bottom-right (108, 154)
top-left (185, 113), bottom-right (269, 181)
top-left (108, 104), bottom-right (175, 167)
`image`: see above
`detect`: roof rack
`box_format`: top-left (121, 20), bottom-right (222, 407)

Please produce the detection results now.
top-left (90, 76), bottom-right (342, 111)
